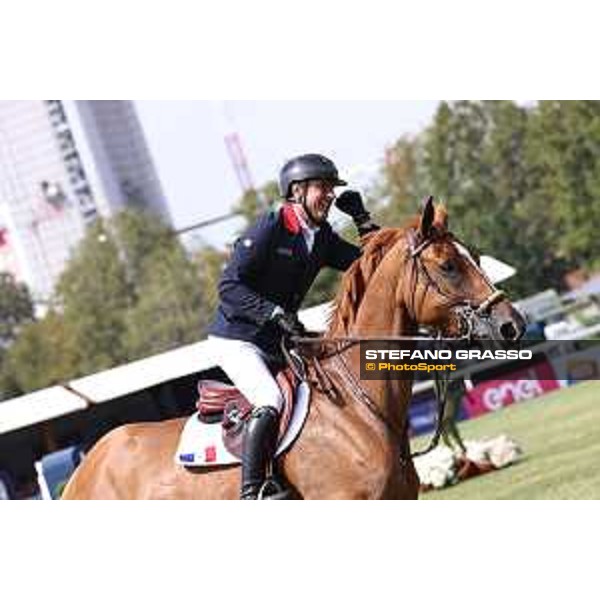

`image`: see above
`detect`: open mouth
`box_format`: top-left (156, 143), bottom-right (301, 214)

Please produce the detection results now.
top-left (318, 200), bottom-right (333, 214)
top-left (312, 205), bottom-right (329, 219)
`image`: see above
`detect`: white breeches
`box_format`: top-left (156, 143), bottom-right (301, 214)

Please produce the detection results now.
top-left (207, 336), bottom-right (284, 413)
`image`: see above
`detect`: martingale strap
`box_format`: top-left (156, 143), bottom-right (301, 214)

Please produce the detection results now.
top-left (324, 338), bottom-right (452, 461)
top-left (410, 368), bottom-right (450, 459)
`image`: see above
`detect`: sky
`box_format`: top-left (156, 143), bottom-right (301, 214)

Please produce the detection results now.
top-left (134, 101), bottom-right (440, 247)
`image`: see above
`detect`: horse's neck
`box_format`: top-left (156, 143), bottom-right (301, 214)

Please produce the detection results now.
top-left (327, 249), bottom-right (415, 427)
top-left (352, 272), bottom-right (412, 337)
top-left (330, 239), bottom-right (415, 338)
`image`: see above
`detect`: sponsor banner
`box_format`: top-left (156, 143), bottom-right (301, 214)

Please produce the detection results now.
top-left (408, 394), bottom-right (438, 436)
top-left (464, 361), bottom-right (560, 418)
top-left (408, 390), bottom-right (468, 436)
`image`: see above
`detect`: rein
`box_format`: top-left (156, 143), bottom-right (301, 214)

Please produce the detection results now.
top-left (284, 334), bottom-right (452, 461)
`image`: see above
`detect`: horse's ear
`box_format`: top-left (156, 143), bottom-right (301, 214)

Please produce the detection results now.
top-left (419, 196), bottom-right (435, 238)
top-left (433, 204), bottom-right (448, 231)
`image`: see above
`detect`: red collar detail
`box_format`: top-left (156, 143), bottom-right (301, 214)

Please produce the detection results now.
top-left (281, 204), bottom-right (301, 235)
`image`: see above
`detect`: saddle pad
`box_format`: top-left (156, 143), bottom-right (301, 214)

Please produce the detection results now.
top-left (175, 382), bottom-right (310, 467)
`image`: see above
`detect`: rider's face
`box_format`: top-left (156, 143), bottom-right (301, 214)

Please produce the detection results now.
top-left (301, 180), bottom-right (336, 225)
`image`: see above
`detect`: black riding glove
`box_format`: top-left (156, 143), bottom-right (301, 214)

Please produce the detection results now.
top-left (336, 190), bottom-right (380, 236)
top-left (273, 312), bottom-right (306, 339)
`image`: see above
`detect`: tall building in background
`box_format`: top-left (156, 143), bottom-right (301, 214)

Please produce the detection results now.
top-left (0, 101), bottom-right (170, 301)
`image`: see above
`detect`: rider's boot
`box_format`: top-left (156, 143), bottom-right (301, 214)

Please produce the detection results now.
top-left (240, 406), bottom-right (280, 500)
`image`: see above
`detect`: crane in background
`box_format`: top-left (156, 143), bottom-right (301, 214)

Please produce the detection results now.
top-left (174, 102), bottom-right (260, 238)
top-left (221, 102), bottom-right (256, 195)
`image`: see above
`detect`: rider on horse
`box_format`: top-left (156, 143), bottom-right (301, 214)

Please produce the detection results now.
top-left (207, 153), bottom-right (379, 499)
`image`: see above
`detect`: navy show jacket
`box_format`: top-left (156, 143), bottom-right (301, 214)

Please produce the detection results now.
top-left (208, 204), bottom-right (361, 358)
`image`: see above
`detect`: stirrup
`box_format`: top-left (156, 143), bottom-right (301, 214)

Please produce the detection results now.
top-left (257, 478), bottom-right (293, 500)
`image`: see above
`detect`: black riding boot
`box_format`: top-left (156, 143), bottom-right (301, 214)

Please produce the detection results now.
top-left (240, 406), bottom-right (280, 500)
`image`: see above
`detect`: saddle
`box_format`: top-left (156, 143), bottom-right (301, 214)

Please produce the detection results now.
top-left (195, 369), bottom-right (297, 459)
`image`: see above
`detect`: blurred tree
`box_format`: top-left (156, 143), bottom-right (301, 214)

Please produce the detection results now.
top-left (2, 208), bottom-right (216, 391)
top-left (125, 244), bottom-right (206, 359)
top-left (0, 272), bottom-right (34, 347)
top-left (5, 311), bottom-right (79, 393)
top-left (524, 101), bottom-right (600, 272)
top-left (424, 100), bottom-right (496, 247)
top-left (112, 208), bottom-right (174, 285)
top-left (0, 273), bottom-right (34, 401)
top-left (235, 181), bottom-right (279, 227)
top-left (194, 246), bottom-right (227, 319)
top-left (421, 100), bottom-right (562, 297)
top-left (372, 136), bottom-right (428, 227)
top-left (0, 363), bottom-right (21, 401)
top-left (117, 208), bottom-right (215, 358)
top-left (56, 220), bottom-right (132, 374)
top-left (466, 101), bottom-right (543, 297)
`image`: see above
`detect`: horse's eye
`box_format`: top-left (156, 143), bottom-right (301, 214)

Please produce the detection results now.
top-left (440, 259), bottom-right (459, 276)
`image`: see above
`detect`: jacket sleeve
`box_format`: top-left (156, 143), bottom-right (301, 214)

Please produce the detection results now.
top-left (218, 214), bottom-right (279, 326)
top-left (323, 230), bottom-right (362, 271)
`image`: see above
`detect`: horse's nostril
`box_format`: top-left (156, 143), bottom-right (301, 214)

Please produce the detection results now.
top-left (499, 321), bottom-right (518, 340)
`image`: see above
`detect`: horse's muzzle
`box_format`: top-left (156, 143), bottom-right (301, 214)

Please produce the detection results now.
top-left (490, 303), bottom-right (527, 342)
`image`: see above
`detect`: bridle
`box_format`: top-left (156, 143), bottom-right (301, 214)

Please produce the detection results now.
top-left (286, 227), bottom-right (508, 459)
top-left (407, 228), bottom-right (506, 340)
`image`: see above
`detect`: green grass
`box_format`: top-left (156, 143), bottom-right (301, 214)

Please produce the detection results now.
top-left (419, 381), bottom-right (600, 500)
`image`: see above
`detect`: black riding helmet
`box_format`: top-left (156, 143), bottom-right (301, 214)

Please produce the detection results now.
top-left (279, 153), bottom-right (347, 199)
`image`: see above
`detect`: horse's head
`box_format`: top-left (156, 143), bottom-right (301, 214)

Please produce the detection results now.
top-left (399, 196), bottom-right (525, 342)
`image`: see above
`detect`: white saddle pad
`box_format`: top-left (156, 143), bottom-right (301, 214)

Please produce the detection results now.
top-left (175, 381), bottom-right (311, 467)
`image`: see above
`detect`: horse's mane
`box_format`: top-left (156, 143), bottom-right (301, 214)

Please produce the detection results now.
top-left (327, 227), bottom-right (407, 335)
top-left (326, 204), bottom-right (450, 335)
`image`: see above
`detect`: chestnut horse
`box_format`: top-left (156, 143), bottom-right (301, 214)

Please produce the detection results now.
top-left (62, 198), bottom-right (524, 500)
